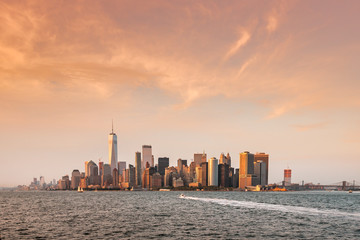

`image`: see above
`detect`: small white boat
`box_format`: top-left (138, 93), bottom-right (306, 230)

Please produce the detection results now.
top-left (179, 193), bottom-right (185, 198)
top-left (77, 186), bottom-right (84, 193)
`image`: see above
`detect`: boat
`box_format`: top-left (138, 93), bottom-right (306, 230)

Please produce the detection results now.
top-left (349, 190), bottom-right (353, 193)
top-left (179, 193), bottom-right (185, 198)
top-left (159, 189), bottom-right (171, 191)
top-left (77, 186), bottom-right (84, 193)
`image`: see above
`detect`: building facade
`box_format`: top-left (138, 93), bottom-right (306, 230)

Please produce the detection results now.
top-left (208, 157), bottom-right (218, 186)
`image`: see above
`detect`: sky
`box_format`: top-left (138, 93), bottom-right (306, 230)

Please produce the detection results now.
top-left (1, 0), bottom-right (360, 187)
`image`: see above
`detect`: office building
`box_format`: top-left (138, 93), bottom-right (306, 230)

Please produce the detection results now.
top-left (218, 163), bottom-right (230, 187)
top-left (135, 152), bottom-right (141, 186)
top-left (142, 145), bottom-right (152, 170)
top-left (98, 161), bottom-right (103, 176)
top-left (239, 151), bottom-right (256, 189)
top-left (196, 167), bottom-right (202, 183)
top-left (101, 164), bottom-right (112, 187)
top-left (39, 176), bottom-right (45, 187)
top-left (201, 162), bottom-right (208, 187)
top-left (284, 168), bottom-right (291, 186)
top-left (254, 161), bottom-right (267, 186)
top-left (208, 157), bottom-right (218, 186)
top-left (113, 168), bottom-right (119, 187)
top-left (109, 122), bottom-right (118, 174)
top-left (164, 167), bottom-right (178, 187)
top-left (158, 157), bottom-right (169, 175)
top-left (71, 170), bottom-right (81, 189)
top-left (194, 153), bottom-right (206, 167)
top-left (118, 161), bottom-right (126, 176)
top-left (254, 152), bottom-right (269, 185)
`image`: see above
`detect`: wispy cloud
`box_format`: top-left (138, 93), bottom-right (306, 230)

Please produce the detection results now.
top-left (266, 16), bottom-right (278, 32)
top-left (223, 30), bottom-right (251, 61)
top-left (293, 122), bottom-right (329, 132)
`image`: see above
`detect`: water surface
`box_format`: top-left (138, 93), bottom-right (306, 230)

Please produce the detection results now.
top-left (1, 191), bottom-right (359, 239)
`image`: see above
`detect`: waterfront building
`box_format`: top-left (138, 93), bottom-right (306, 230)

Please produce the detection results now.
top-left (118, 161), bottom-right (126, 178)
top-left (39, 176), bottom-right (45, 188)
top-left (60, 175), bottom-right (70, 190)
top-left (101, 164), bottom-right (112, 187)
top-left (80, 177), bottom-right (87, 189)
top-left (113, 168), bottom-right (119, 187)
top-left (142, 165), bottom-right (155, 189)
top-left (189, 161), bottom-right (196, 179)
top-left (229, 167), bottom-right (234, 187)
top-left (239, 151), bottom-right (256, 189)
top-left (71, 170), bottom-right (81, 189)
top-left (208, 157), bottom-right (218, 186)
top-left (164, 167), bottom-right (178, 187)
top-left (218, 163), bottom-right (230, 187)
top-left (85, 161), bottom-right (89, 177)
top-left (142, 145), bottom-right (152, 170)
top-left (226, 153), bottom-right (231, 167)
top-left (87, 161), bottom-right (100, 186)
top-left (135, 152), bottom-right (141, 186)
top-left (219, 153), bottom-right (225, 164)
top-left (284, 168), bottom-right (291, 186)
top-left (98, 161), bottom-right (103, 177)
top-left (129, 164), bottom-right (136, 187)
top-left (150, 172), bottom-right (162, 189)
top-left (233, 169), bottom-right (239, 188)
top-left (201, 162), bottom-right (208, 187)
top-left (254, 161), bottom-right (267, 186)
top-left (181, 165), bottom-right (193, 186)
top-left (173, 177), bottom-right (184, 187)
top-left (195, 166), bottom-right (202, 183)
top-left (201, 152), bottom-right (207, 163)
top-left (108, 122), bottom-right (118, 175)
top-left (194, 153), bottom-right (204, 167)
top-left (254, 152), bottom-right (269, 185)
top-left (158, 157), bottom-right (169, 175)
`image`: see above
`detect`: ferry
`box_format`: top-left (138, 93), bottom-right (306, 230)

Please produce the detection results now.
top-left (349, 190), bottom-right (353, 193)
top-left (77, 186), bottom-right (84, 193)
top-left (179, 194), bottom-right (186, 198)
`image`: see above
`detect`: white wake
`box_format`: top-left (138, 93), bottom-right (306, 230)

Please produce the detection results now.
top-left (183, 196), bottom-right (360, 219)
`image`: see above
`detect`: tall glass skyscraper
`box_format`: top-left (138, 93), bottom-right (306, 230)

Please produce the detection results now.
top-left (142, 145), bottom-right (152, 170)
top-left (109, 122), bottom-right (118, 175)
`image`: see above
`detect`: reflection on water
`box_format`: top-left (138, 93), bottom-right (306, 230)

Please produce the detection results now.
top-left (1, 191), bottom-right (360, 239)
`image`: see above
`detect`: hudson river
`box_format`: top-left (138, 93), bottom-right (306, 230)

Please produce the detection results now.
top-left (1, 191), bottom-right (359, 239)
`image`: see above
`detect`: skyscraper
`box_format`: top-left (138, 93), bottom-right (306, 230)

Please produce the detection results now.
top-left (239, 151), bottom-right (256, 189)
top-left (254, 161), bottom-right (267, 186)
top-left (201, 162), bottom-right (208, 187)
top-left (142, 145), bottom-right (152, 170)
top-left (135, 152), bottom-right (141, 186)
top-left (158, 157), bottom-right (169, 175)
top-left (284, 168), bottom-right (291, 186)
top-left (254, 152), bottom-right (269, 185)
top-left (194, 153), bottom-right (203, 167)
top-left (71, 170), bottom-right (81, 189)
top-left (208, 157), bottom-right (218, 186)
top-left (109, 122), bottom-right (118, 174)
top-left (218, 163), bottom-right (229, 187)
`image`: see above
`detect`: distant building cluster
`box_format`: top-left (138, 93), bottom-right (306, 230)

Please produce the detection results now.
top-left (50, 126), bottom-right (271, 191)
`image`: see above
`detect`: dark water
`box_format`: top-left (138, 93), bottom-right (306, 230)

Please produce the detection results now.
top-left (1, 191), bottom-right (360, 239)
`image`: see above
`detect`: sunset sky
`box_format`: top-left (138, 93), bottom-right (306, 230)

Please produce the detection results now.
top-left (1, 0), bottom-right (360, 187)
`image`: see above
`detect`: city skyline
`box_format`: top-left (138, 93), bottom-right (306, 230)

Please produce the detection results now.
top-left (1, 1), bottom-right (360, 187)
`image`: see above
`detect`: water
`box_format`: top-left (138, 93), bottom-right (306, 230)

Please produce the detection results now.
top-left (1, 191), bottom-right (360, 239)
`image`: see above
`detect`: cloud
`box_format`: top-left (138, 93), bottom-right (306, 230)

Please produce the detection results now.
top-left (266, 16), bottom-right (278, 32)
top-left (223, 30), bottom-right (251, 61)
top-left (292, 122), bottom-right (329, 132)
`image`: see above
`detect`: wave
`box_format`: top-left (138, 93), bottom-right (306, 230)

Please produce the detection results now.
top-left (183, 196), bottom-right (360, 219)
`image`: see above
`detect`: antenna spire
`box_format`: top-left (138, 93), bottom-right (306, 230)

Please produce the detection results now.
top-left (112, 119), bottom-right (114, 134)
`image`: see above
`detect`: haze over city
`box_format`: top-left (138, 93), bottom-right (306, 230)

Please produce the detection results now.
top-left (1, 0), bottom-right (360, 187)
